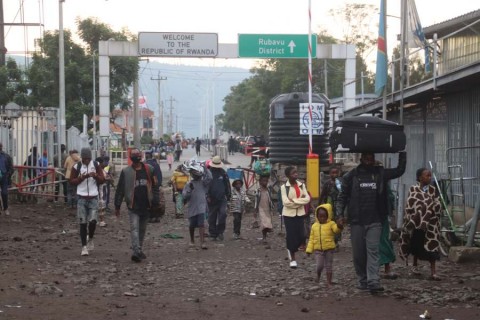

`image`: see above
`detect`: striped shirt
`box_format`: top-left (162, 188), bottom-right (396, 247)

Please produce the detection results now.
top-left (229, 188), bottom-right (248, 213)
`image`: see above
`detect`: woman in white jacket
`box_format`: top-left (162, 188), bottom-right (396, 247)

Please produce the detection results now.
top-left (281, 166), bottom-right (310, 268)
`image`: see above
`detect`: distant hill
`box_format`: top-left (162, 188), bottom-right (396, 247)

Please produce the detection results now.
top-left (6, 54), bottom-right (251, 138)
top-left (137, 60), bottom-right (251, 138)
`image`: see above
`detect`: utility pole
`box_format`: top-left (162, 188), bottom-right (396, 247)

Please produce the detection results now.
top-left (151, 72), bottom-right (167, 139)
top-left (93, 52), bottom-right (96, 151)
top-left (58, 0), bottom-right (66, 147)
top-left (0, 0), bottom-right (6, 66)
top-left (400, 0), bottom-right (407, 125)
top-left (166, 96), bottom-right (176, 134)
top-left (133, 77), bottom-right (140, 148)
top-left (323, 59), bottom-right (328, 96)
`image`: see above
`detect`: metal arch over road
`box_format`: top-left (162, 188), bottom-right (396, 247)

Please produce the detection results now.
top-left (98, 39), bottom-right (355, 139)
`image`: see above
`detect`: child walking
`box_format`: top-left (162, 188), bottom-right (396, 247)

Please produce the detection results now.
top-left (306, 203), bottom-right (344, 287)
top-left (254, 175), bottom-right (274, 243)
top-left (166, 152), bottom-right (174, 171)
top-left (182, 164), bottom-right (212, 249)
top-left (229, 179), bottom-right (250, 240)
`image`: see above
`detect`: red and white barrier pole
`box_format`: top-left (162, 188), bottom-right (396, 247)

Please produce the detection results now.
top-left (306, 0), bottom-right (319, 199)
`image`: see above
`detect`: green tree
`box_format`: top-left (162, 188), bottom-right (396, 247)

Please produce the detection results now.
top-left (27, 18), bottom-right (139, 129)
top-left (329, 3), bottom-right (378, 62)
top-left (77, 18), bottom-right (138, 109)
top-left (140, 134), bottom-right (153, 145)
top-left (28, 30), bottom-right (92, 129)
top-left (329, 4), bottom-right (378, 95)
top-left (0, 58), bottom-right (29, 106)
top-left (389, 45), bottom-right (430, 92)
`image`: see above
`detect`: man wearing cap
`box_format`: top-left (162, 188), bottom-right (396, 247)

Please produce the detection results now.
top-left (70, 148), bottom-right (105, 256)
top-left (207, 156), bottom-right (231, 241)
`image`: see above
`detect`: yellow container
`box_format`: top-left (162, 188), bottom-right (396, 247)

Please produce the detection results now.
top-left (306, 153), bottom-right (320, 199)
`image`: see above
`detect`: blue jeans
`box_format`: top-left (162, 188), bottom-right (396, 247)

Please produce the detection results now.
top-left (350, 223), bottom-right (383, 288)
top-left (77, 198), bottom-right (98, 224)
top-left (128, 210), bottom-right (150, 255)
top-left (103, 184), bottom-right (111, 208)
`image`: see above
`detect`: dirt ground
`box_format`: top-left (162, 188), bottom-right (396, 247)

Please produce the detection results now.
top-left (1, 193), bottom-right (479, 320)
top-left (1, 151), bottom-right (480, 320)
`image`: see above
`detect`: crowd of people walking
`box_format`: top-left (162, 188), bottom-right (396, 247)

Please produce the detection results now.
top-left (1, 141), bottom-right (447, 294)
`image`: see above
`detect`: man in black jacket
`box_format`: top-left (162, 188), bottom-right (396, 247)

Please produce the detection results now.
top-left (336, 151), bottom-right (406, 293)
top-left (207, 156), bottom-right (231, 241)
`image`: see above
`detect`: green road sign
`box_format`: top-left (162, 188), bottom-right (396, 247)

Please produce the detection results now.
top-left (238, 34), bottom-right (316, 58)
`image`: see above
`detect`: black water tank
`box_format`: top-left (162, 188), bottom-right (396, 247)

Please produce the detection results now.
top-left (269, 92), bottom-right (330, 166)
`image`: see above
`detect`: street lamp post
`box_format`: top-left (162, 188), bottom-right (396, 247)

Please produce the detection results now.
top-left (58, 0), bottom-right (66, 147)
top-left (93, 51), bottom-right (97, 152)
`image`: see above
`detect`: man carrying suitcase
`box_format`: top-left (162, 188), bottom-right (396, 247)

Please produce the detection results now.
top-left (336, 151), bottom-right (406, 293)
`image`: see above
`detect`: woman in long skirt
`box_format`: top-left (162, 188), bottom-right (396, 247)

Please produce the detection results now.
top-left (399, 168), bottom-right (442, 280)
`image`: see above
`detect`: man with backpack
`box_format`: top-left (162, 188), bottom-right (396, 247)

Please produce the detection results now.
top-left (70, 148), bottom-right (105, 256)
top-left (207, 156), bottom-right (231, 241)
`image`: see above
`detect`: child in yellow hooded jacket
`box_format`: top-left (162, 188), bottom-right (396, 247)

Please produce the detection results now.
top-left (306, 203), bottom-right (344, 287)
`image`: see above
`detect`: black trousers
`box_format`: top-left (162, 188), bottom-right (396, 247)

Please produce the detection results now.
top-left (55, 179), bottom-right (68, 202)
top-left (232, 211), bottom-right (242, 235)
top-left (284, 215), bottom-right (306, 254)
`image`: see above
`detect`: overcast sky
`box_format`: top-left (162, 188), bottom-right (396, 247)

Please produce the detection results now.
top-left (4, 0), bottom-right (479, 69)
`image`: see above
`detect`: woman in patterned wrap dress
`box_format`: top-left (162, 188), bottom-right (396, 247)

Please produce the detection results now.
top-left (399, 168), bottom-right (442, 280)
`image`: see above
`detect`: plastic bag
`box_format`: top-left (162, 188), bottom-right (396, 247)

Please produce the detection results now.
top-left (253, 159), bottom-right (271, 176)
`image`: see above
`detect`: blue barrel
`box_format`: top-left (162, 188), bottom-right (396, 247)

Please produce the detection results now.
top-left (269, 92), bottom-right (330, 166)
top-left (227, 168), bottom-right (243, 180)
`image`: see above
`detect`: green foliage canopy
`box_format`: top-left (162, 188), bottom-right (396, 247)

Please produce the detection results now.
top-left (26, 18), bottom-right (138, 129)
top-left (0, 58), bottom-right (29, 106)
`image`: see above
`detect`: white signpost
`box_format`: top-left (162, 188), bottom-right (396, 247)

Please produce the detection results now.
top-left (138, 32), bottom-right (218, 57)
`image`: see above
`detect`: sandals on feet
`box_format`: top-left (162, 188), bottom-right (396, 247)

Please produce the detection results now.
top-left (410, 266), bottom-right (421, 275)
top-left (384, 272), bottom-right (398, 280)
top-left (429, 274), bottom-right (441, 281)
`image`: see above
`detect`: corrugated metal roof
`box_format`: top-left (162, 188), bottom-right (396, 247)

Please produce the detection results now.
top-left (343, 60), bottom-right (480, 117)
top-left (424, 9), bottom-right (480, 38)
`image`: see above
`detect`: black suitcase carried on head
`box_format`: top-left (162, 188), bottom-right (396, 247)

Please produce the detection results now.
top-left (329, 116), bottom-right (406, 153)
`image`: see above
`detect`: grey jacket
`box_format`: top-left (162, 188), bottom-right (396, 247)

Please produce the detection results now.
top-left (182, 170), bottom-right (212, 218)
